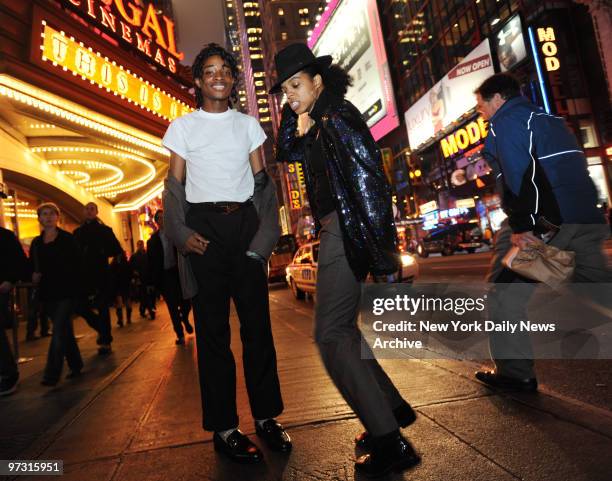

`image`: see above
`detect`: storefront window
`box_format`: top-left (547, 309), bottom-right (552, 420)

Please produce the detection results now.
top-left (587, 158), bottom-right (610, 205)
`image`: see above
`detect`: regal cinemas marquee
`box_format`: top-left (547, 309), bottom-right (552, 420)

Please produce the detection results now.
top-left (0, 0), bottom-right (193, 245)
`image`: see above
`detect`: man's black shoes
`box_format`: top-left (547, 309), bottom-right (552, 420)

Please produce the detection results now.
top-left (475, 370), bottom-right (538, 392)
top-left (255, 419), bottom-right (292, 452)
top-left (184, 322), bottom-right (194, 335)
top-left (355, 432), bottom-right (420, 478)
top-left (213, 430), bottom-right (263, 464)
top-left (0, 375), bottom-right (18, 396)
top-left (355, 401), bottom-right (417, 449)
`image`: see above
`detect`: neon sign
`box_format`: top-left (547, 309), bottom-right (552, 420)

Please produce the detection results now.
top-left (286, 162), bottom-right (306, 210)
top-left (440, 118), bottom-right (488, 158)
top-left (40, 23), bottom-right (192, 121)
top-left (537, 27), bottom-right (560, 72)
top-left (62, 0), bottom-right (184, 74)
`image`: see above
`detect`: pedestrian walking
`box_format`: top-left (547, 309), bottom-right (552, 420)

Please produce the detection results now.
top-left (271, 43), bottom-right (420, 477)
top-left (130, 240), bottom-right (155, 319)
top-left (147, 210), bottom-right (192, 344)
top-left (110, 250), bottom-right (133, 327)
top-left (30, 203), bottom-right (83, 386)
top-left (0, 224), bottom-right (28, 396)
top-left (73, 202), bottom-right (122, 355)
top-left (474, 73), bottom-right (611, 390)
top-left (162, 43), bottom-right (289, 463)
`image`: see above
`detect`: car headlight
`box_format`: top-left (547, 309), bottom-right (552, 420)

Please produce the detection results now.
top-left (401, 253), bottom-right (415, 266)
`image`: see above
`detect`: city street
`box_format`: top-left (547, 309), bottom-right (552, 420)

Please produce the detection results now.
top-left (1, 253), bottom-right (611, 481)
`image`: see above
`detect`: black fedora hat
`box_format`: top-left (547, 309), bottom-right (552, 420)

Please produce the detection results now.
top-left (269, 43), bottom-right (332, 94)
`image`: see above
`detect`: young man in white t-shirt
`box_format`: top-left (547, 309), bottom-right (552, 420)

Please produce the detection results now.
top-left (162, 44), bottom-right (290, 463)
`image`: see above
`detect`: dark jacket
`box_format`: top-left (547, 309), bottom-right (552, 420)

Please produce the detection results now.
top-left (30, 229), bottom-right (83, 302)
top-left (146, 231), bottom-right (165, 291)
top-left (129, 249), bottom-right (149, 283)
top-left (73, 219), bottom-right (122, 292)
top-left (110, 253), bottom-right (132, 296)
top-left (276, 89), bottom-right (399, 280)
top-left (0, 226), bottom-right (27, 284)
top-left (483, 96), bottom-right (604, 233)
top-left (0, 227), bottom-right (27, 326)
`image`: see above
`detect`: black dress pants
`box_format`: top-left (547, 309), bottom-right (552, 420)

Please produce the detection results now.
top-left (161, 267), bottom-right (191, 339)
top-left (0, 294), bottom-right (18, 381)
top-left (186, 203), bottom-right (283, 432)
top-left (43, 298), bottom-right (83, 383)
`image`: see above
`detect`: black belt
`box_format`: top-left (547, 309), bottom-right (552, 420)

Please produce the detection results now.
top-left (190, 199), bottom-right (252, 214)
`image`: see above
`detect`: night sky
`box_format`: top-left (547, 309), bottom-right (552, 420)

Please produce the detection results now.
top-left (173, 0), bottom-right (226, 67)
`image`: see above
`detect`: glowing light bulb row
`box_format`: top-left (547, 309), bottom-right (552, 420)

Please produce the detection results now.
top-left (0, 80), bottom-right (168, 156)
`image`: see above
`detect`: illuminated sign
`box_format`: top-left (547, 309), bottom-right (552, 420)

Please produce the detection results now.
top-left (62, 0), bottom-right (184, 74)
top-left (440, 207), bottom-right (469, 219)
top-left (440, 118), bottom-right (488, 158)
top-left (405, 40), bottom-right (494, 150)
top-left (286, 162), bottom-right (306, 210)
top-left (310, 0), bottom-right (400, 140)
top-left (536, 25), bottom-right (567, 117)
top-left (419, 200), bottom-right (438, 214)
top-left (537, 27), bottom-right (560, 72)
top-left (456, 198), bottom-right (476, 209)
top-left (40, 23), bottom-right (191, 121)
top-left (381, 148), bottom-right (393, 185)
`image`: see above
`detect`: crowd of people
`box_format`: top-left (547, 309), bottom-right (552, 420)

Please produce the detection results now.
top-left (0, 200), bottom-right (191, 394)
top-left (0, 40), bottom-right (610, 479)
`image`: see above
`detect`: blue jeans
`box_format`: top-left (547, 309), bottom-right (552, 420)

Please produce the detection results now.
top-left (43, 299), bottom-right (83, 383)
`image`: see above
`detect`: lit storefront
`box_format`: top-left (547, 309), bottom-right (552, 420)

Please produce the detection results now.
top-left (0, 0), bottom-right (193, 250)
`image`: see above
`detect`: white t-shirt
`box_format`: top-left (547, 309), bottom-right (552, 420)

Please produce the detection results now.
top-left (162, 108), bottom-right (266, 203)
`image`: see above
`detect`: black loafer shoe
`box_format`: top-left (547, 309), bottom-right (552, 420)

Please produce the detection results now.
top-left (255, 419), bottom-right (292, 452)
top-left (184, 323), bottom-right (194, 335)
top-left (66, 370), bottom-right (82, 379)
top-left (475, 370), bottom-right (538, 392)
top-left (213, 430), bottom-right (263, 464)
top-left (355, 432), bottom-right (420, 478)
top-left (355, 401), bottom-right (417, 449)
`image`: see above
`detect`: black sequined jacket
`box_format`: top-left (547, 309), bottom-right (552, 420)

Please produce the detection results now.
top-left (275, 89), bottom-right (399, 281)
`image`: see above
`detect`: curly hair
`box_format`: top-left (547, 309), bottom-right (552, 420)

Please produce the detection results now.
top-left (191, 43), bottom-right (240, 108)
top-left (303, 63), bottom-right (353, 97)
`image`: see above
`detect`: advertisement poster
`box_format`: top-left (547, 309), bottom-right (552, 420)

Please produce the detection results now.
top-left (494, 14), bottom-right (528, 72)
top-left (310, 0), bottom-right (399, 140)
top-left (404, 39), bottom-right (495, 150)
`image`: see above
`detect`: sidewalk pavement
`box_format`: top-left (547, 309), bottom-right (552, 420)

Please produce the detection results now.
top-left (1, 290), bottom-right (612, 481)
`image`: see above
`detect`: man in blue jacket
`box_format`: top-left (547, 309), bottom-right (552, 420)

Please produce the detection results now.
top-left (473, 73), bottom-right (610, 391)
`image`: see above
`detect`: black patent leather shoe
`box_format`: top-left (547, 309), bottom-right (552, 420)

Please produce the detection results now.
top-left (213, 430), bottom-right (263, 464)
top-left (355, 432), bottom-right (420, 478)
top-left (255, 419), bottom-right (292, 452)
top-left (355, 401), bottom-right (417, 449)
top-left (475, 370), bottom-right (538, 392)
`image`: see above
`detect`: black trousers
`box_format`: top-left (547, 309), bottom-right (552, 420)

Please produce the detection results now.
top-left (0, 293), bottom-right (18, 380)
top-left (27, 288), bottom-right (50, 337)
top-left (75, 288), bottom-right (113, 345)
top-left (186, 203), bottom-right (283, 431)
top-left (160, 267), bottom-right (191, 338)
top-left (43, 298), bottom-right (83, 383)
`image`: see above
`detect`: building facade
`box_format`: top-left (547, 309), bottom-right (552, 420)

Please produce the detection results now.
top-left (0, 0), bottom-right (194, 250)
top-left (376, 0), bottom-right (611, 241)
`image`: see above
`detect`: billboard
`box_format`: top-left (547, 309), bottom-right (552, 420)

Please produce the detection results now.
top-left (494, 14), bottom-right (528, 72)
top-left (404, 39), bottom-right (495, 150)
top-left (309, 0), bottom-right (399, 141)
